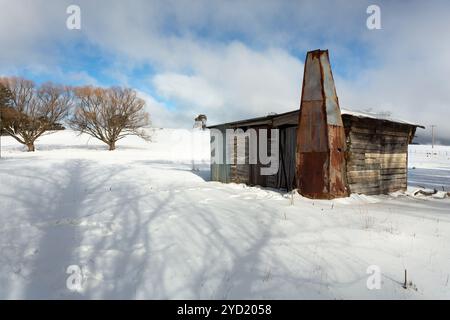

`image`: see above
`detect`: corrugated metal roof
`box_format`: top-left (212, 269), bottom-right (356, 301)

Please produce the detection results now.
top-left (207, 110), bottom-right (296, 128)
top-left (340, 108), bottom-right (425, 128)
top-left (208, 108), bottom-right (425, 129)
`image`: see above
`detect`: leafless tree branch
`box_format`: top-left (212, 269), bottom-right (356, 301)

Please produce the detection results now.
top-left (69, 86), bottom-right (151, 150)
top-left (0, 77), bottom-right (72, 151)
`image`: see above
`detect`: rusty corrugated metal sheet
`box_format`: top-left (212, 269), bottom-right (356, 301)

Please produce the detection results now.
top-left (328, 125), bottom-right (348, 196)
top-left (296, 50), bottom-right (349, 199)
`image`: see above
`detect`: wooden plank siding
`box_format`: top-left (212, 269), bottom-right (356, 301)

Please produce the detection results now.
top-left (232, 130), bottom-right (250, 184)
top-left (342, 116), bottom-right (412, 195)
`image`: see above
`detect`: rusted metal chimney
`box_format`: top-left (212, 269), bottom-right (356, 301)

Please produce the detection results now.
top-left (296, 50), bottom-right (348, 199)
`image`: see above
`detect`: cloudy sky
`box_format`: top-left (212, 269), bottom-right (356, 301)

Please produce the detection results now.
top-left (1, 0), bottom-right (449, 143)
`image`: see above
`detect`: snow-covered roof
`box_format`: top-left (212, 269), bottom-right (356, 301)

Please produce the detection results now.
top-left (208, 107), bottom-right (425, 129)
top-left (340, 108), bottom-right (425, 128)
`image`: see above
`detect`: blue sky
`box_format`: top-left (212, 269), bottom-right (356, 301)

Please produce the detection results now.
top-left (1, 0), bottom-right (450, 142)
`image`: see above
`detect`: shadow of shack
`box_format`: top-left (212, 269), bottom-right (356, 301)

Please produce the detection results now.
top-left (207, 50), bottom-right (424, 198)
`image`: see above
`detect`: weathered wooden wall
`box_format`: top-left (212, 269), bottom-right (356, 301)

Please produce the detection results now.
top-left (225, 124), bottom-right (297, 190)
top-left (210, 126), bottom-right (231, 183)
top-left (342, 116), bottom-right (413, 195)
top-left (231, 128), bottom-right (250, 185)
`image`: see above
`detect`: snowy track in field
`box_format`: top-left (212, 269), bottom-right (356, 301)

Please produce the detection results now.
top-left (0, 130), bottom-right (449, 299)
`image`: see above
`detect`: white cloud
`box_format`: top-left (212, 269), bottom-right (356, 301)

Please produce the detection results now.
top-left (151, 43), bottom-right (303, 125)
top-left (136, 90), bottom-right (193, 129)
top-left (1, 0), bottom-right (450, 142)
top-left (334, 1), bottom-right (450, 142)
top-left (153, 73), bottom-right (224, 110)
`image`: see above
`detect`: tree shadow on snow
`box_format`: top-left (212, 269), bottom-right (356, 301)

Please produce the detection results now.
top-left (0, 159), bottom-right (392, 299)
top-left (0, 160), bottom-right (170, 299)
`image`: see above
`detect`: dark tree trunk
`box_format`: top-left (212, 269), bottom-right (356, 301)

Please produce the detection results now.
top-left (108, 141), bottom-right (116, 151)
top-left (26, 143), bottom-right (35, 152)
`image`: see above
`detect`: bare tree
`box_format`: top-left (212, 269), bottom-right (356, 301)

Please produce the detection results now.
top-left (0, 83), bottom-right (14, 158)
top-left (70, 86), bottom-right (150, 150)
top-left (0, 83), bottom-right (13, 108)
top-left (0, 83), bottom-right (13, 133)
top-left (0, 77), bottom-right (72, 151)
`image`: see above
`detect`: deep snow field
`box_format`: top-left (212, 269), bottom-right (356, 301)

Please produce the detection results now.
top-left (0, 129), bottom-right (449, 299)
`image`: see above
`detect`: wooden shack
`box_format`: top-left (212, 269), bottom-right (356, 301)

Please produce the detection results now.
top-left (208, 108), bottom-right (424, 196)
top-left (208, 49), bottom-right (424, 197)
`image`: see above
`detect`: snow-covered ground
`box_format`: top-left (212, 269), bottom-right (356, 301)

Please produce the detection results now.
top-left (408, 145), bottom-right (450, 191)
top-left (0, 130), bottom-right (449, 299)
